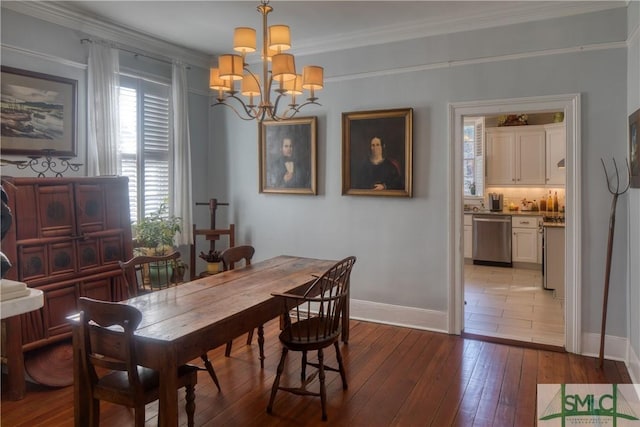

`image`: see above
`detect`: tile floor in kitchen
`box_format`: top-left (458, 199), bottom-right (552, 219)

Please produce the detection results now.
top-left (463, 263), bottom-right (565, 347)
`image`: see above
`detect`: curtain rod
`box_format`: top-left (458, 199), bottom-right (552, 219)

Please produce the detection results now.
top-left (81, 38), bottom-right (189, 68)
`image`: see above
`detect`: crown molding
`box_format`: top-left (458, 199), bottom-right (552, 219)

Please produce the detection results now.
top-left (292, 1), bottom-right (626, 56)
top-left (4, 1), bottom-right (626, 65)
top-left (2, 1), bottom-right (213, 69)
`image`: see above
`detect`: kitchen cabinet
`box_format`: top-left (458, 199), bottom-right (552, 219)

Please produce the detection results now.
top-left (512, 216), bottom-right (542, 263)
top-left (464, 214), bottom-right (472, 259)
top-left (486, 126), bottom-right (546, 185)
top-left (545, 123), bottom-right (566, 185)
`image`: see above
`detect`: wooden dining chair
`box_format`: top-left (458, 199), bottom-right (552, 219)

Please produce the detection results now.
top-left (119, 251), bottom-right (182, 297)
top-left (77, 297), bottom-right (198, 427)
top-left (267, 256), bottom-right (356, 421)
top-left (219, 245), bottom-right (262, 361)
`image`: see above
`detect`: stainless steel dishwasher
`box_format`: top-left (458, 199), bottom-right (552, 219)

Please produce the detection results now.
top-left (472, 214), bottom-right (512, 267)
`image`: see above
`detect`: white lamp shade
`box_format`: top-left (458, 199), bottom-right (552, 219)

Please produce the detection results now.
top-left (272, 53), bottom-right (296, 82)
top-left (218, 54), bottom-right (244, 81)
top-left (209, 68), bottom-right (230, 90)
top-left (283, 74), bottom-right (303, 95)
top-left (233, 27), bottom-right (257, 53)
top-left (241, 74), bottom-right (261, 96)
top-left (302, 66), bottom-right (324, 90)
top-left (268, 25), bottom-right (291, 51)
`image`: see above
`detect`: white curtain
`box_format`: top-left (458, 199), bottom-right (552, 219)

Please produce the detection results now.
top-left (87, 43), bottom-right (120, 176)
top-left (171, 61), bottom-right (193, 245)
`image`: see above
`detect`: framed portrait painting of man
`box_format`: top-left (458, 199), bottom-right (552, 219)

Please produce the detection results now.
top-left (260, 116), bottom-right (317, 195)
top-left (342, 108), bottom-right (413, 197)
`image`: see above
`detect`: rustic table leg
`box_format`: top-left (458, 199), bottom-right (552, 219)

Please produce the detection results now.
top-left (5, 316), bottom-right (25, 400)
top-left (158, 352), bottom-right (179, 427)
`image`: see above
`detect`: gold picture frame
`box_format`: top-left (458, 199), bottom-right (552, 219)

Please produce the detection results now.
top-left (1, 66), bottom-right (77, 156)
top-left (630, 107), bottom-right (640, 188)
top-left (259, 116), bottom-right (317, 195)
top-left (342, 108), bottom-right (413, 197)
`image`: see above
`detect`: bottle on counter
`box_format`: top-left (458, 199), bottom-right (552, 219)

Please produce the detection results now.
top-left (553, 191), bottom-right (559, 212)
top-left (539, 196), bottom-right (547, 212)
top-left (547, 191), bottom-right (553, 212)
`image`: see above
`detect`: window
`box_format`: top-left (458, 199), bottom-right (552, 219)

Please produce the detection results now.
top-left (463, 117), bottom-right (484, 197)
top-left (118, 75), bottom-right (172, 223)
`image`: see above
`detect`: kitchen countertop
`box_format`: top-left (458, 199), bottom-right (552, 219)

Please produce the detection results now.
top-left (464, 209), bottom-right (544, 216)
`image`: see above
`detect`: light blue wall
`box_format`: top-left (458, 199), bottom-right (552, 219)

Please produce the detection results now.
top-left (627, 0), bottom-right (640, 373)
top-left (213, 7), bottom-right (631, 338)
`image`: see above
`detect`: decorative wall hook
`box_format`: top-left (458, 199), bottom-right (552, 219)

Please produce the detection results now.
top-left (0, 149), bottom-right (82, 177)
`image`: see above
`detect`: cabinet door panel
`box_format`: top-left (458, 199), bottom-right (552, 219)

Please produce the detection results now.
top-left (546, 126), bottom-right (566, 185)
top-left (37, 184), bottom-right (75, 237)
top-left (512, 228), bottom-right (539, 263)
top-left (78, 239), bottom-right (100, 270)
top-left (75, 184), bottom-right (106, 234)
top-left (516, 131), bottom-right (546, 184)
top-left (18, 245), bottom-right (47, 281)
top-left (49, 241), bottom-right (76, 276)
top-left (486, 132), bottom-right (515, 185)
top-left (101, 234), bottom-right (125, 266)
top-left (81, 278), bottom-right (112, 301)
top-left (44, 285), bottom-right (78, 336)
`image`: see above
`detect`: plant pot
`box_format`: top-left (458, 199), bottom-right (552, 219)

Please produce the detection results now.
top-left (206, 262), bottom-right (221, 274)
top-left (149, 264), bottom-right (173, 288)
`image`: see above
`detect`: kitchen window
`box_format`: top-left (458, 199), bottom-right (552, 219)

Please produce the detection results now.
top-left (118, 74), bottom-right (172, 224)
top-left (463, 117), bottom-right (484, 197)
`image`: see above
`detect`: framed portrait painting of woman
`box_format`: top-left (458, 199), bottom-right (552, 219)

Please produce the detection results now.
top-left (342, 108), bottom-right (413, 197)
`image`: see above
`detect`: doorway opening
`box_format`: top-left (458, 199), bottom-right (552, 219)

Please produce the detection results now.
top-left (448, 94), bottom-right (582, 354)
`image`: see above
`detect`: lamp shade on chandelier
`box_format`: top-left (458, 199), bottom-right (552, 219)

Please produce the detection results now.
top-left (210, 0), bottom-right (323, 122)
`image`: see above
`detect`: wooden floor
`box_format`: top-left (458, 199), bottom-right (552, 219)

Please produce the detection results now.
top-left (464, 264), bottom-right (564, 347)
top-left (1, 319), bottom-right (631, 427)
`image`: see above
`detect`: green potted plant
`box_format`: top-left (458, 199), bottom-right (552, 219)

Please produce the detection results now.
top-left (133, 203), bottom-right (182, 287)
top-left (133, 203), bottom-right (182, 256)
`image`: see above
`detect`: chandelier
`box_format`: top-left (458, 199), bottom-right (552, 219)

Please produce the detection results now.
top-left (209, 0), bottom-right (323, 122)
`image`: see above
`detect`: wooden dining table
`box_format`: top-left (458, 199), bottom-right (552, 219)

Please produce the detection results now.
top-left (69, 255), bottom-right (345, 427)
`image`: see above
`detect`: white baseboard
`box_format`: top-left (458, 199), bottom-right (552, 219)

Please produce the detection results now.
top-left (581, 332), bottom-right (629, 362)
top-left (350, 299), bottom-right (448, 333)
top-left (627, 343), bottom-right (640, 384)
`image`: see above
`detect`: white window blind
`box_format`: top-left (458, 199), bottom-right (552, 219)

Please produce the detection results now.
top-left (463, 117), bottom-right (484, 197)
top-left (118, 76), bottom-right (171, 223)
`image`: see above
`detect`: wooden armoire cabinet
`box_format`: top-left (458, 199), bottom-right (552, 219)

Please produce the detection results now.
top-left (1, 176), bottom-right (133, 396)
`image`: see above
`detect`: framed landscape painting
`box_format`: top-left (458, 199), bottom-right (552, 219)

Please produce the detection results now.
top-left (1, 66), bottom-right (77, 156)
top-left (342, 108), bottom-right (413, 197)
top-left (259, 116), bottom-right (317, 195)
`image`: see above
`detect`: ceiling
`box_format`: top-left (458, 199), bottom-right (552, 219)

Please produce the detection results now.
top-left (5, 1), bottom-right (626, 63)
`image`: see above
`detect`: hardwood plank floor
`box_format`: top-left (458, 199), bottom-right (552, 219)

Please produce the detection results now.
top-left (1, 319), bottom-right (631, 427)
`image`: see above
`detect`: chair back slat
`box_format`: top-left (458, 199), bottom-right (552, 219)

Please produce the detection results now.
top-left (119, 251), bottom-right (181, 297)
top-left (221, 245), bottom-right (255, 271)
top-left (281, 256), bottom-right (356, 343)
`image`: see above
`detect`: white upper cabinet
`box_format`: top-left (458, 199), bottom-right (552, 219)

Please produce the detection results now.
top-left (545, 123), bottom-right (566, 185)
top-left (486, 127), bottom-right (546, 185)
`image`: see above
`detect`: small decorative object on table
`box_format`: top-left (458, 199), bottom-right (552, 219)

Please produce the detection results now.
top-left (200, 250), bottom-right (223, 274)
